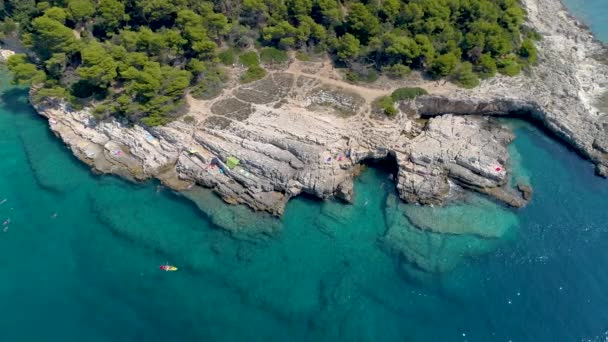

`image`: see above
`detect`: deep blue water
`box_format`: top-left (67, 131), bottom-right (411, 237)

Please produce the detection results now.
top-left (1, 3), bottom-right (608, 340)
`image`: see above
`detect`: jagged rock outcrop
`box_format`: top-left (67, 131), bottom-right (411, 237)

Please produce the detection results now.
top-left (30, 0), bottom-right (606, 220)
top-left (397, 115), bottom-right (526, 207)
top-left (35, 72), bottom-right (529, 216)
top-left (0, 48), bottom-right (15, 62)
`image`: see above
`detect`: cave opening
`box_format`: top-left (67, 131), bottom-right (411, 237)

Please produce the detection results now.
top-left (360, 152), bottom-right (400, 178)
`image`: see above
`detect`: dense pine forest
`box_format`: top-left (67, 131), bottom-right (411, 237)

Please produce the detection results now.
top-left (0, 0), bottom-right (538, 125)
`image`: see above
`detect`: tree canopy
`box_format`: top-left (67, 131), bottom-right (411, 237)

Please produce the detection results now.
top-left (1, 0), bottom-right (538, 125)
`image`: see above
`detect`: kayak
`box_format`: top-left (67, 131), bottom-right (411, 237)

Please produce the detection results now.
top-left (159, 265), bottom-right (178, 271)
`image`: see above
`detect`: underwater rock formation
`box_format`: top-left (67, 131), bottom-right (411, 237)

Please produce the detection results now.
top-left (381, 193), bottom-right (519, 275)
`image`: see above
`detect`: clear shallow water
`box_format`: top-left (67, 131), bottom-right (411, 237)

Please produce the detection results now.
top-left (1, 10), bottom-right (608, 340)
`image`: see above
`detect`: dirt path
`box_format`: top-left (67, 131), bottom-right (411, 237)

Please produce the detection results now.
top-left (285, 57), bottom-right (458, 104)
top-left (285, 59), bottom-right (390, 104)
top-left (186, 55), bottom-right (459, 119)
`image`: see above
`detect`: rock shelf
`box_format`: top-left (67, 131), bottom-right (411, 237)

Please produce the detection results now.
top-left (31, 0), bottom-right (607, 218)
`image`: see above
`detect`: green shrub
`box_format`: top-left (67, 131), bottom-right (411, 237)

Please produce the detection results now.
top-left (377, 96), bottom-right (397, 117)
top-left (519, 39), bottom-right (538, 64)
top-left (241, 65), bottom-right (267, 83)
top-left (523, 26), bottom-right (543, 41)
top-left (260, 47), bottom-right (289, 65)
top-left (183, 115), bottom-right (195, 124)
top-left (239, 51), bottom-right (260, 68)
top-left (344, 70), bottom-right (359, 83)
top-left (0, 18), bottom-right (18, 35)
top-left (295, 51), bottom-right (311, 61)
top-left (345, 66), bottom-right (378, 83)
top-left (391, 87), bottom-right (428, 101)
top-left (279, 37), bottom-right (295, 49)
top-left (70, 79), bottom-right (108, 100)
top-left (218, 49), bottom-right (236, 65)
top-left (430, 53), bottom-right (458, 78)
top-left (451, 62), bottom-right (480, 89)
top-left (475, 53), bottom-right (497, 79)
top-left (497, 56), bottom-right (521, 76)
top-left (312, 44), bottom-right (326, 54)
top-left (362, 68), bottom-right (379, 83)
top-left (344, 70), bottom-right (360, 83)
top-left (190, 66), bottom-right (227, 100)
top-left (68, 98), bottom-right (85, 110)
top-left (141, 114), bottom-right (171, 126)
top-left (32, 86), bottom-right (70, 103)
top-left (384, 64), bottom-right (411, 79)
top-left (92, 103), bottom-right (113, 119)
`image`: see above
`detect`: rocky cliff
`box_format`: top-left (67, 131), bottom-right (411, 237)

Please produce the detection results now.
top-left (31, 0), bottom-right (607, 220)
top-left (415, 0), bottom-right (608, 176)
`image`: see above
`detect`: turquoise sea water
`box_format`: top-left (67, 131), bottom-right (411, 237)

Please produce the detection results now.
top-left (1, 8), bottom-right (608, 341)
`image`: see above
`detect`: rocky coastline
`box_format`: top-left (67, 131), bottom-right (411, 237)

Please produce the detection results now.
top-left (19, 0), bottom-right (608, 223)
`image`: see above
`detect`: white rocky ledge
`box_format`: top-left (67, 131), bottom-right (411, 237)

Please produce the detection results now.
top-left (30, 0), bottom-right (607, 219)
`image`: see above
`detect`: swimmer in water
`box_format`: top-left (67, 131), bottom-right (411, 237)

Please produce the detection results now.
top-left (364, 200), bottom-right (369, 206)
top-left (3, 218), bottom-right (9, 226)
top-left (51, 213), bottom-right (57, 219)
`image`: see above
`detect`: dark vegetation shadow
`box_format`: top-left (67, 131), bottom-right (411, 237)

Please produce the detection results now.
top-left (0, 87), bottom-right (36, 116)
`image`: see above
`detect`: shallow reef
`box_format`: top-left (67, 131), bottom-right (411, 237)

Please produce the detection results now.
top-left (382, 192), bottom-right (519, 277)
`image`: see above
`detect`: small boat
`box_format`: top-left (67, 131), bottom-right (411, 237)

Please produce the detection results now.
top-left (159, 265), bottom-right (178, 271)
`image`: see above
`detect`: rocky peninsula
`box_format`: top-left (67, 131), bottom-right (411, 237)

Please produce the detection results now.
top-left (26, 0), bottom-right (608, 223)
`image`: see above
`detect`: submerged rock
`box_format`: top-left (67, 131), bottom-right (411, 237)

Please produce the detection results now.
top-left (517, 183), bottom-right (534, 201)
top-left (403, 196), bottom-right (518, 238)
top-left (181, 186), bottom-right (282, 236)
top-left (597, 164), bottom-right (608, 178)
top-left (381, 193), bottom-right (518, 274)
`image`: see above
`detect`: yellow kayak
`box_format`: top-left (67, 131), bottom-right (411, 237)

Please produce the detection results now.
top-left (159, 265), bottom-right (178, 271)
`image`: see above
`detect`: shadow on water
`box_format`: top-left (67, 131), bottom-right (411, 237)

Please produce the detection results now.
top-left (502, 112), bottom-right (602, 176)
top-left (289, 190), bottom-right (325, 205)
top-left (504, 112), bottom-right (581, 151)
top-left (508, 119), bottom-right (607, 193)
top-left (0, 87), bottom-right (37, 115)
